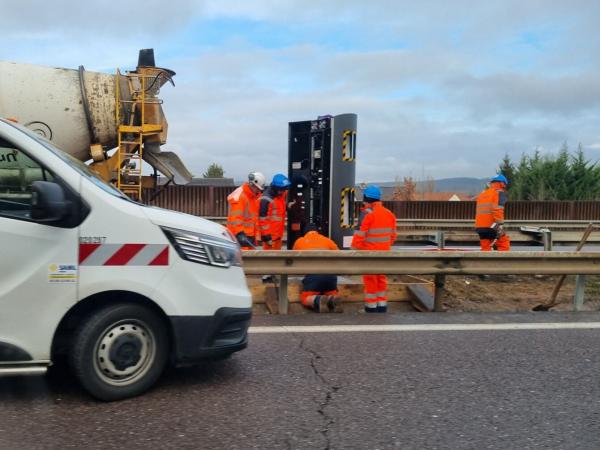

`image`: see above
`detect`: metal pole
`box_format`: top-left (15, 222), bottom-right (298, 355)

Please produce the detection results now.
top-left (573, 275), bottom-right (587, 311)
top-left (542, 230), bottom-right (553, 251)
top-left (436, 231), bottom-right (445, 250)
top-left (434, 274), bottom-right (446, 312)
top-left (278, 274), bottom-right (289, 314)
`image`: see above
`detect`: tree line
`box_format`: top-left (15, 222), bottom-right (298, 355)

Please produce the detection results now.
top-left (499, 143), bottom-right (600, 200)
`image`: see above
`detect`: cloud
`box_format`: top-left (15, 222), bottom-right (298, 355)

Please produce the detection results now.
top-left (445, 73), bottom-right (600, 118)
top-left (0, 1), bottom-right (202, 69)
top-left (0, 0), bottom-right (201, 36)
top-left (3, 1), bottom-right (600, 182)
top-left (161, 63), bottom-right (520, 181)
top-left (157, 36), bottom-right (600, 182)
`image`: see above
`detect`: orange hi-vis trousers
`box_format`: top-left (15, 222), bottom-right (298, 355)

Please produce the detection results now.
top-left (363, 275), bottom-right (387, 310)
top-left (480, 234), bottom-right (510, 251)
top-left (262, 239), bottom-right (283, 250)
top-left (301, 290), bottom-right (339, 309)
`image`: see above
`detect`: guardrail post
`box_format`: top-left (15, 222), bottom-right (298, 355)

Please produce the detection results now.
top-left (434, 274), bottom-right (446, 312)
top-left (573, 275), bottom-right (587, 311)
top-left (436, 231), bottom-right (445, 250)
top-left (542, 230), bottom-right (553, 251)
top-left (278, 275), bottom-right (289, 314)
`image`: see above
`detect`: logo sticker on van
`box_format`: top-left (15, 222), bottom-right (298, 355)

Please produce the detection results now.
top-left (48, 264), bottom-right (77, 283)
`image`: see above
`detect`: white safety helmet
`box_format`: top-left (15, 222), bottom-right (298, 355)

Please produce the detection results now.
top-left (248, 171), bottom-right (266, 191)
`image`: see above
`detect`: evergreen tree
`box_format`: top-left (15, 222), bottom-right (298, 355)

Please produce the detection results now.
top-left (569, 144), bottom-right (600, 200)
top-left (498, 154), bottom-right (515, 190)
top-left (508, 154), bottom-right (529, 200)
top-left (551, 144), bottom-right (570, 200)
top-left (498, 143), bottom-right (600, 200)
top-left (202, 163), bottom-right (225, 178)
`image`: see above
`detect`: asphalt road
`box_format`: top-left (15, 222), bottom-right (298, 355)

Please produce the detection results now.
top-left (2, 312), bottom-right (600, 449)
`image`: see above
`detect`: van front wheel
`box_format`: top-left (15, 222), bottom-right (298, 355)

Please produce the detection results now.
top-left (70, 303), bottom-right (169, 401)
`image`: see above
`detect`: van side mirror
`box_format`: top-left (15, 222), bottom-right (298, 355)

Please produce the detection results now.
top-left (31, 181), bottom-right (69, 222)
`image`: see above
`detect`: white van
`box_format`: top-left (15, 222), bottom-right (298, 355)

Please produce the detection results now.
top-left (0, 118), bottom-right (252, 400)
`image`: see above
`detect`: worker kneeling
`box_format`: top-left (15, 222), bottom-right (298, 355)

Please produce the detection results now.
top-left (292, 225), bottom-right (342, 313)
top-left (351, 185), bottom-right (397, 313)
top-left (475, 174), bottom-right (510, 251)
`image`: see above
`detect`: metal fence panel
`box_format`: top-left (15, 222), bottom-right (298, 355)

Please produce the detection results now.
top-left (143, 187), bottom-right (600, 220)
top-left (143, 186), bottom-right (233, 216)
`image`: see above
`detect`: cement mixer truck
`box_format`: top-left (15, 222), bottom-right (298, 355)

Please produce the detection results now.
top-left (0, 49), bottom-right (192, 199)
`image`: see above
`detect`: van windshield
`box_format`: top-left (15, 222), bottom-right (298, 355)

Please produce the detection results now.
top-left (6, 120), bottom-right (133, 202)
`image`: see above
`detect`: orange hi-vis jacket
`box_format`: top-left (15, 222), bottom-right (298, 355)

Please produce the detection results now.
top-left (351, 202), bottom-right (397, 250)
top-left (292, 231), bottom-right (339, 251)
top-left (475, 182), bottom-right (507, 229)
top-left (258, 188), bottom-right (287, 241)
top-left (293, 231), bottom-right (339, 295)
top-left (226, 183), bottom-right (259, 239)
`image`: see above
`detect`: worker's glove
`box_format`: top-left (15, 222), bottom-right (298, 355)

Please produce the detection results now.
top-left (235, 232), bottom-right (256, 249)
top-left (262, 234), bottom-right (273, 246)
top-left (495, 224), bottom-right (505, 236)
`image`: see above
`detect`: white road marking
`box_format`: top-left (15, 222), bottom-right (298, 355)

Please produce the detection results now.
top-left (249, 322), bottom-right (600, 334)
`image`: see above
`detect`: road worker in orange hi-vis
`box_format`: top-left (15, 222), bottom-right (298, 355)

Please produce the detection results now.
top-left (226, 172), bottom-right (266, 250)
top-left (292, 224), bottom-right (342, 313)
top-left (259, 173), bottom-right (292, 250)
top-left (351, 185), bottom-right (397, 313)
top-left (475, 174), bottom-right (510, 252)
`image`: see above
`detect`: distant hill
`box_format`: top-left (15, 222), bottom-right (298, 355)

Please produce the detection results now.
top-left (362, 178), bottom-right (487, 195)
top-left (420, 177), bottom-right (487, 195)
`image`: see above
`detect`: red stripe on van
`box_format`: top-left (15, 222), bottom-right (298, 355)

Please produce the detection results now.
top-left (148, 247), bottom-right (169, 266)
top-left (79, 243), bottom-right (101, 263)
top-left (103, 244), bottom-right (145, 266)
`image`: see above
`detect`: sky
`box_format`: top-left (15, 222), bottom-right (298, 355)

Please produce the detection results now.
top-left (2, 0), bottom-right (600, 183)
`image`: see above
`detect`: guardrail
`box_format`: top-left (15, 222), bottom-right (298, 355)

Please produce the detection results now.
top-left (396, 219), bottom-right (600, 230)
top-left (242, 250), bottom-right (600, 313)
top-left (207, 216), bottom-right (597, 248)
top-left (205, 217), bottom-right (599, 230)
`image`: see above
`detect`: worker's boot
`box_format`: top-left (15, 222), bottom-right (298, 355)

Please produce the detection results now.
top-left (327, 296), bottom-right (343, 313)
top-left (317, 296), bottom-right (330, 313)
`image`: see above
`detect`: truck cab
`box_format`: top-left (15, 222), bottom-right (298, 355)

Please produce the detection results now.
top-left (0, 118), bottom-right (252, 400)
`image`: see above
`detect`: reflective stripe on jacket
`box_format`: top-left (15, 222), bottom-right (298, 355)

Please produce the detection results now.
top-left (259, 188), bottom-right (287, 240)
top-left (351, 202), bottom-right (397, 250)
top-left (226, 183), bottom-right (259, 238)
top-left (475, 182), bottom-right (507, 228)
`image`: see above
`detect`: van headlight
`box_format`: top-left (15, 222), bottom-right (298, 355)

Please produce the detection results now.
top-left (161, 227), bottom-right (242, 268)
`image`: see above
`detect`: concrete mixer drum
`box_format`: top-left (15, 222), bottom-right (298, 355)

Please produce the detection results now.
top-left (0, 49), bottom-right (192, 198)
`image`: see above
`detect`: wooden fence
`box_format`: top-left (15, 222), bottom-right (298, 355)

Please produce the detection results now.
top-left (143, 186), bottom-right (600, 220)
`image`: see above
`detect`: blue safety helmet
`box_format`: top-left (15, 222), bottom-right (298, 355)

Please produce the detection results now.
top-left (271, 173), bottom-right (291, 189)
top-left (363, 185), bottom-right (382, 201)
top-left (491, 174), bottom-right (508, 185)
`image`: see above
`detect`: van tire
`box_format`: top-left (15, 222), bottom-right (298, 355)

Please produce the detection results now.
top-left (69, 303), bottom-right (169, 401)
